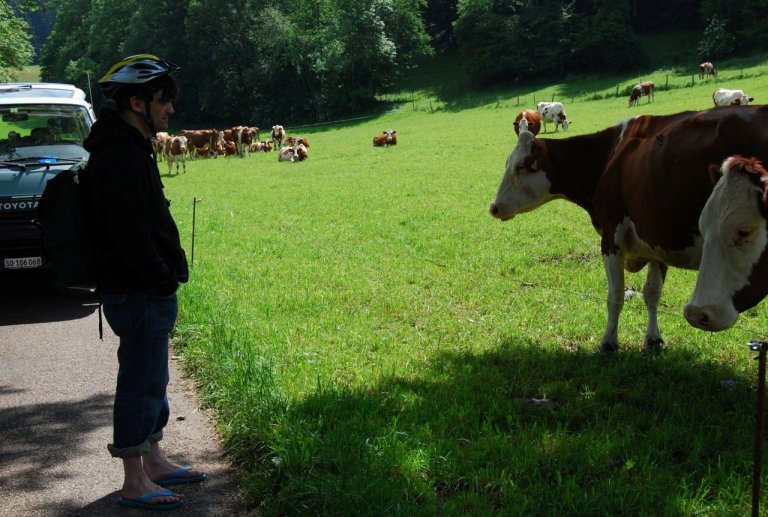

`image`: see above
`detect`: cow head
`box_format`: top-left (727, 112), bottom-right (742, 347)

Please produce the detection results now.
top-left (489, 130), bottom-right (556, 221)
top-left (685, 156), bottom-right (768, 331)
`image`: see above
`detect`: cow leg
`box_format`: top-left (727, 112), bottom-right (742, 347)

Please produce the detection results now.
top-left (599, 253), bottom-right (624, 352)
top-left (642, 261), bottom-right (667, 353)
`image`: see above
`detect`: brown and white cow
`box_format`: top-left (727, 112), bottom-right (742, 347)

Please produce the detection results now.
top-left (179, 129), bottom-right (220, 159)
top-left (699, 62), bottom-right (716, 80)
top-left (513, 110), bottom-right (542, 136)
top-left (685, 156), bottom-right (768, 331)
top-left (489, 105), bottom-right (768, 352)
top-left (271, 125), bottom-right (285, 150)
top-left (164, 135), bottom-right (188, 175)
top-left (153, 132), bottom-right (170, 162)
top-left (713, 88), bottom-right (754, 106)
top-left (628, 81), bottom-right (655, 107)
top-left (278, 143), bottom-right (308, 162)
top-left (232, 126), bottom-right (259, 158)
top-left (373, 129), bottom-right (397, 147)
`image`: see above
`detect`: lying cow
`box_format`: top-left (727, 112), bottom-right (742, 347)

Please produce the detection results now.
top-left (628, 81), bottom-right (655, 107)
top-left (713, 88), bottom-right (754, 106)
top-left (286, 136), bottom-right (309, 148)
top-left (373, 129), bottom-right (397, 147)
top-left (489, 105), bottom-right (768, 353)
top-left (164, 135), bottom-right (188, 175)
top-left (278, 143), bottom-right (308, 162)
top-left (513, 110), bottom-right (541, 136)
top-left (698, 62), bottom-right (716, 80)
top-left (685, 156), bottom-right (768, 331)
top-left (536, 102), bottom-right (569, 132)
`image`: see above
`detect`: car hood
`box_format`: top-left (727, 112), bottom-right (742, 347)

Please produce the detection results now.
top-left (0, 156), bottom-right (86, 200)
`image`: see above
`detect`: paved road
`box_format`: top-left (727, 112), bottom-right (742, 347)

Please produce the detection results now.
top-left (0, 273), bottom-right (253, 516)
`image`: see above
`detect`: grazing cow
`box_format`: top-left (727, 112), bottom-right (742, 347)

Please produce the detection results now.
top-left (628, 81), bottom-right (655, 107)
top-left (153, 132), bottom-right (169, 161)
top-left (685, 156), bottom-right (768, 331)
top-left (164, 135), bottom-right (188, 175)
top-left (536, 102), bottom-right (569, 132)
top-left (713, 88), bottom-right (754, 106)
top-left (699, 62), bottom-right (716, 80)
top-left (179, 129), bottom-right (220, 159)
top-left (488, 105), bottom-right (768, 352)
top-left (271, 125), bottom-right (285, 150)
top-left (278, 143), bottom-right (308, 162)
top-left (373, 129), bottom-right (397, 147)
top-left (513, 110), bottom-right (542, 136)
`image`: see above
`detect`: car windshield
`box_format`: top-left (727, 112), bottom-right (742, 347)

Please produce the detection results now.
top-left (0, 103), bottom-right (91, 160)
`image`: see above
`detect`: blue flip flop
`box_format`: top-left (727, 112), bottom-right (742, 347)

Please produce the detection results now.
top-left (117, 488), bottom-right (184, 511)
top-left (154, 467), bottom-right (208, 486)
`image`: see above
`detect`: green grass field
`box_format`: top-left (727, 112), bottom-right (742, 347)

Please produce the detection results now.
top-left (162, 57), bottom-right (768, 515)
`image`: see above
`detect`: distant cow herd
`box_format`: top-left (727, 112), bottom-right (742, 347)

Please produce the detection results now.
top-left (152, 124), bottom-right (313, 172)
top-left (152, 123), bottom-right (404, 173)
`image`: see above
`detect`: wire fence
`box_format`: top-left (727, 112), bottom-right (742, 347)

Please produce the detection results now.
top-left (372, 66), bottom-right (764, 115)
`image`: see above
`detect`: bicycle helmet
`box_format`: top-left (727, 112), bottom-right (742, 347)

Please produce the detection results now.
top-left (98, 54), bottom-right (180, 99)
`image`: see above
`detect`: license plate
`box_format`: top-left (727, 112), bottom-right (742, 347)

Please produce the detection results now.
top-left (4, 256), bottom-right (43, 269)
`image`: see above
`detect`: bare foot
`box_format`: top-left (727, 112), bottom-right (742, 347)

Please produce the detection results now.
top-left (121, 477), bottom-right (182, 504)
top-left (143, 442), bottom-right (206, 482)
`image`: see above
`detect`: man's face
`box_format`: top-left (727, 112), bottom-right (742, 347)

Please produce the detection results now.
top-left (149, 89), bottom-right (174, 131)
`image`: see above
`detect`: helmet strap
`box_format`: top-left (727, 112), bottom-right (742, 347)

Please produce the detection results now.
top-left (143, 92), bottom-right (157, 136)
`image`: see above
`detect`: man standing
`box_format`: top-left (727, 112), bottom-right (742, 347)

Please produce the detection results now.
top-left (84, 54), bottom-right (205, 511)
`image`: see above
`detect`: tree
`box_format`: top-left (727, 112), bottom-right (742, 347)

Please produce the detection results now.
top-left (696, 15), bottom-right (735, 60)
top-left (0, 0), bottom-right (35, 82)
top-left (571, 0), bottom-right (644, 72)
top-left (39, 0), bottom-right (94, 91)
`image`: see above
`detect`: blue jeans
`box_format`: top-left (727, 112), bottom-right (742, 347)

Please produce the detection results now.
top-left (101, 292), bottom-right (178, 458)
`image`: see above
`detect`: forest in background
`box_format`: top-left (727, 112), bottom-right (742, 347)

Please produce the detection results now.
top-left (3, 0), bottom-right (768, 125)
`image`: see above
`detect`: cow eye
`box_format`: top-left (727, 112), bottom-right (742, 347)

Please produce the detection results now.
top-left (734, 226), bottom-right (756, 245)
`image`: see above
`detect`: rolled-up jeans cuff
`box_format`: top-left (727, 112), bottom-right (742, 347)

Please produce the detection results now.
top-left (149, 430), bottom-right (163, 444)
top-left (107, 440), bottom-right (151, 458)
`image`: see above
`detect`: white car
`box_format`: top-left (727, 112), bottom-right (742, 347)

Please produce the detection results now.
top-left (0, 83), bottom-right (96, 275)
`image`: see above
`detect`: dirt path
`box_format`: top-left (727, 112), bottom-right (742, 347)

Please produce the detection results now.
top-left (0, 275), bottom-right (253, 516)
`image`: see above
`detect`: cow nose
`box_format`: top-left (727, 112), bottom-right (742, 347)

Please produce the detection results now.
top-left (683, 304), bottom-right (711, 329)
top-left (489, 203), bottom-right (499, 217)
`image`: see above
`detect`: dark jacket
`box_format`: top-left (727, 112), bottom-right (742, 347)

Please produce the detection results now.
top-left (83, 108), bottom-right (188, 296)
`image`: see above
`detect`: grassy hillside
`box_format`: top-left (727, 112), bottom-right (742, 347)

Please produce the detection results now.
top-left (161, 50), bottom-right (768, 515)
top-left (12, 66), bottom-right (41, 82)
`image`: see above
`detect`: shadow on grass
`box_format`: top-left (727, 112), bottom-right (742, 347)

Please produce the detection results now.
top-left (259, 341), bottom-right (757, 515)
